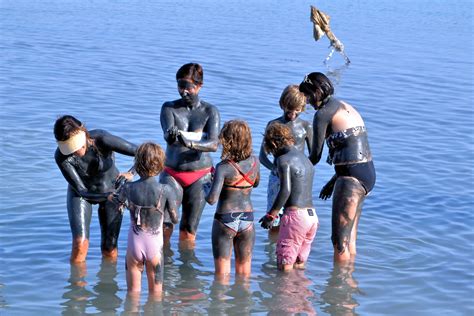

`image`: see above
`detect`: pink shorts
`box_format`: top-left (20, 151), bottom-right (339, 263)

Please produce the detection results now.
top-left (276, 207), bottom-right (319, 265)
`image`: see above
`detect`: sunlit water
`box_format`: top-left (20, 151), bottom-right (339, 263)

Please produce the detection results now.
top-left (1, 0), bottom-right (473, 315)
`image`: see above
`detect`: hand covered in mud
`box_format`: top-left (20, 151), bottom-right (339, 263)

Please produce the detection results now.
top-left (319, 179), bottom-right (335, 200)
top-left (177, 132), bottom-right (193, 149)
top-left (259, 213), bottom-right (276, 229)
top-left (167, 126), bottom-right (179, 139)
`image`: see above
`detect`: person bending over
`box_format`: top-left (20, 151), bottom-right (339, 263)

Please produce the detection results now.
top-left (205, 120), bottom-right (260, 282)
top-left (54, 115), bottom-right (137, 263)
top-left (299, 72), bottom-right (376, 263)
top-left (259, 123), bottom-right (318, 271)
top-left (159, 63), bottom-right (220, 249)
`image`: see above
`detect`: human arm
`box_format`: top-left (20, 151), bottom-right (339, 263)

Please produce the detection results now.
top-left (319, 174), bottom-right (337, 200)
top-left (93, 129), bottom-right (137, 156)
top-left (165, 185), bottom-right (179, 224)
top-left (259, 138), bottom-right (275, 171)
top-left (259, 160), bottom-right (291, 229)
top-left (205, 162), bottom-right (226, 205)
top-left (55, 151), bottom-right (110, 202)
top-left (309, 111), bottom-right (330, 165)
top-left (160, 102), bottom-right (179, 145)
top-left (179, 104), bottom-right (220, 152)
top-left (253, 159), bottom-right (261, 188)
top-left (305, 121), bottom-right (314, 155)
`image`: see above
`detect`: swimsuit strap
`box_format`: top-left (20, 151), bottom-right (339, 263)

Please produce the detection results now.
top-left (227, 158), bottom-right (257, 187)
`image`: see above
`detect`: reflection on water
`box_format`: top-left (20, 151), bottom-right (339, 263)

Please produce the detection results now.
top-left (320, 263), bottom-right (363, 316)
top-left (91, 260), bottom-right (122, 313)
top-left (258, 237), bottom-right (317, 315)
top-left (61, 262), bottom-right (93, 315)
top-left (208, 277), bottom-right (253, 315)
top-left (61, 260), bottom-right (122, 315)
top-left (163, 247), bottom-right (210, 313)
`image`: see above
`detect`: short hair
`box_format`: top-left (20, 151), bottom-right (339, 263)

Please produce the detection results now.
top-left (54, 115), bottom-right (90, 141)
top-left (264, 122), bottom-right (295, 155)
top-left (299, 72), bottom-right (334, 104)
top-left (279, 85), bottom-right (306, 111)
top-left (134, 142), bottom-right (165, 177)
top-left (219, 120), bottom-right (252, 162)
top-left (176, 63), bottom-right (203, 85)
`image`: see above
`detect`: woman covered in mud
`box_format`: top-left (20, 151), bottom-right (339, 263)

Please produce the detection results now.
top-left (205, 120), bottom-right (260, 281)
top-left (159, 63), bottom-right (220, 248)
top-left (54, 115), bottom-right (137, 263)
top-left (299, 72), bottom-right (376, 263)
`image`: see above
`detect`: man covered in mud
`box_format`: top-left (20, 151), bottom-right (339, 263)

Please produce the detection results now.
top-left (160, 63), bottom-right (220, 248)
top-left (259, 123), bottom-right (319, 271)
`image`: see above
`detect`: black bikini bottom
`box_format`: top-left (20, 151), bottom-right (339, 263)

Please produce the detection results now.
top-left (335, 161), bottom-right (376, 194)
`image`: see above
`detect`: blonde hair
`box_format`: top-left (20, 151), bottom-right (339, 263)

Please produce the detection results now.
top-left (279, 85), bottom-right (306, 111)
top-left (219, 120), bottom-right (252, 162)
top-left (264, 122), bottom-right (295, 155)
top-left (134, 142), bottom-right (165, 177)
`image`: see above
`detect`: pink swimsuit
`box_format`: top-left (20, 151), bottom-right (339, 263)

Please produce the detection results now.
top-left (126, 190), bottom-right (164, 263)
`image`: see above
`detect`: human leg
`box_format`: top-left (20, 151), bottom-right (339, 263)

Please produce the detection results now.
top-left (146, 253), bottom-right (164, 300)
top-left (276, 212), bottom-right (304, 272)
top-left (159, 172), bottom-right (183, 247)
top-left (98, 199), bottom-right (123, 261)
top-left (126, 251), bottom-right (143, 294)
top-left (234, 224), bottom-right (255, 277)
top-left (295, 211), bottom-right (319, 269)
top-left (179, 174), bottom-right (210, 247)
top-left (67, 187), bottom-right (92, 263)
top-left (212, 219), bottom-right (234, 281)
top-left (331, 176), bottom-right (366, 263)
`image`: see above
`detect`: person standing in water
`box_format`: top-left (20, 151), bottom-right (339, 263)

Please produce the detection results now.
top-left (160, 63), bottom-right (220, 248)
top-left (259, 85), bottom-right (313, 235)
top-left (259, 123), bottom-right (318, 271)
top-left (299, 72), bottom-right (376, 263)
top-left (205, 120), bottom-right (260, 281)
top-left (54, 115), bottom-right (137, 263)
top-left (113, 142), bottom-right (178, 301)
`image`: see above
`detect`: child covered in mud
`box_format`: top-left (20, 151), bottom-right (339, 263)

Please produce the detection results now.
top-left (205, 120), bottom-right (260, 282)
top-left (259, 85), bottom-right (313, 234)
top-left (113, 142), bottom-right (178, 299)
top-left (259, 123), bottom-right (318, 271)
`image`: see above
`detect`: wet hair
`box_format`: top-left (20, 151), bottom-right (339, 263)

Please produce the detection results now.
top-left (54, 115), bottom-right (90, 141)
top-left (134, 142), bottom-right (165, 178)
top-left (264, 122), bottom-right (295, 155)
top-left (176, 63), bottom-right (203, 86)
top-left (280, 85), bottom-right (306, 111)
top-left (219, 120), bottom-right (252, 162)
top-left (299, 72), bottom-right (334, 105)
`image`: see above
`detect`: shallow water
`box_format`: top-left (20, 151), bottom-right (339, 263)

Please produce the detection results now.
top-left (1, 0), bottom-right (473, 315)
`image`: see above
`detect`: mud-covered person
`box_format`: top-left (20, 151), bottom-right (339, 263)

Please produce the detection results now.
top-left (113, 142), bottom-right (178, 301)
top-left (54, 115), bottom-right (137, 263)
top-left (259, 85), bottom-right (313, 235)
top-left (259, 123), bottom-right (318, 271)
top-left (299, 72), bottom-right (376, 263)
top-left (159, 63), bottom-right (220, 248)
top-left (205, 120), bottom-right (260, 282)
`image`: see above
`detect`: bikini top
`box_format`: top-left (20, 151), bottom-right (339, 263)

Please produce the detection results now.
top-left (326, 126), bottom-right (372, 165)
top-left (223, 157), bottom-right (258, 189)
top-left (126, 186), bottom-right (164, 234)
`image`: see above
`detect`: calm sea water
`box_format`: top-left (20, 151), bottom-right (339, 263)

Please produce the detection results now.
top-left (1, 0), bottom-right (473, 315)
